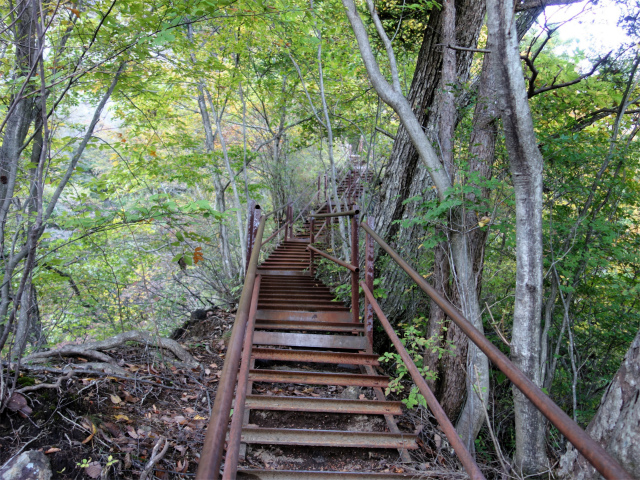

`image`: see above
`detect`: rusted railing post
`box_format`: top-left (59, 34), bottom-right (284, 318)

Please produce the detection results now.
top-left (284, 204), bottom-right (289, 241)
top-left (245, 201), bottom-right (261, 274)
top-left (351, 210), bottom-right (359, 323)
top-left (309, 218), bottom-right (315, 276)
top-left (364, 216), bottom-right (374, 352)
top-left (324, 174), bottom-right (327, 202)
top-left (222, 275), bottom-right (262, 480)
top-left (196, 218), bottom-right (265, 480)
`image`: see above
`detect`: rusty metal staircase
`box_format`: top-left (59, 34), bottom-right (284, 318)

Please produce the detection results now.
top-left (197, 163), bottom-right (634, 480)
top-left (236, 171), bottom-right (416, 479)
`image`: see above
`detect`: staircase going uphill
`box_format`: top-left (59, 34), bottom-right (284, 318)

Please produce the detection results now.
top-left (196, 160), bottom-right (634, 480)
top-left (238, 168), bottom-right (416, 479)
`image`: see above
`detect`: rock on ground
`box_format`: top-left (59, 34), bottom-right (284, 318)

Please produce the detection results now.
top-left (0, 451), bottom-right (52, 480)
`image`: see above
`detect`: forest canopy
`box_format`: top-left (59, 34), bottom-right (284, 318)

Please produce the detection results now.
top-left (0, 0), bottom-right (639, 478)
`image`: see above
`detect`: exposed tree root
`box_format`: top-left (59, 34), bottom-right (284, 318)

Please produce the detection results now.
top-left (21, 330), bottom-right (199, 368)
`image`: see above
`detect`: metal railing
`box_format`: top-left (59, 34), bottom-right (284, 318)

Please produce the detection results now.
top-left (298, 206), bottom-right (633, 480)
top-left (305, 206), bottom-right (633, 480)
top-left (196, 165), bottom-right (352, 479)
top-left (196, 158), bottom-right (633, 479)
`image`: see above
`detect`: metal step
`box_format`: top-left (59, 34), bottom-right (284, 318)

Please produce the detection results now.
top-left (248, 369), bottom-right (389, 388)
top-left (255, 310), bottom-right (353, 322)
top-left (253, 331), bottom-right (366, 349)
top-left (257, 303), bottom-right (350, 312)
top-left (244, 395), bottom-right (402, 415)
top-left (258, 298), bottom-right (342, 306)
top-left (240, 427), bottom-right (417, 449)
top-left (237, 470), bottom-right (418, 479)
top-left (252, 348), bottom-right (379, 365)
top-left (255, 319), bottom-right (364, 333)
top-left (256, 269), bottom-right (310, 276)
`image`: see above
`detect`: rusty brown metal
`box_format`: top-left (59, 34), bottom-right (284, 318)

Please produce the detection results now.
top-left (248, 369), bottom-right (389, 388)
top-left (261, 221), bottom-right (288, 247)
top-left (240, 427), bottom-right (416, 449)
top-left (364, 216), bottom-right (374, 353)
top-left (314, 218), bottom-right (328, 240)
top-left (360, 282), bottom-right (485, 480)
top-left (307, 245), bottom-right (359, 273)
top-left (196, 217), bottom-right (266, 480)
top-left (237, 470), bottom-right (418, 479)
top-left (309, 218), bottom-right (315, 276)
top-left (222, 275), bottom-right (262, 480)
top-left (251, 347), bottom-right (379, 365)
top-left (350, 211), bottom-right (360, 323)
top-left (255, 319), bottom-right (364, 332)
top-left (245, 202), bottom-right (262, 274)
top-left (360, 222), bottom-right (634, 480)
top-left (252, 331), bottom-right (367, 350)
top-left (255, 310), bottom-right (352, 322)
top-left (244, 395), bottom-right (402, 415)
top-left (311, 209), bottom-right (359, 218)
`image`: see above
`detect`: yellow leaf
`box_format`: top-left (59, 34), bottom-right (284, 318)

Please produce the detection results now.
top-left (65, 7), bottom-right (80, 17)
top-left (114, 414), bottom-right (130, 422)
top-left (81, 422), bottom-right (96, 444)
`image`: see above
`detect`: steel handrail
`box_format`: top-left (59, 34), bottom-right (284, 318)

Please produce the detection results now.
top-left (311, 209), bottom-right (359, 218)
top-left (307, 245), bottom-right (359, 273)
top-left (260, 221), bottom-right (288, 247)
top-left (361, 282), bottom-right (485, 480)
top-left (222, 275), bottom-right (262, 479)
top-left (196, 216), bottom-right (266, 480)
top-left (360, 221), bottom-right (633, 480)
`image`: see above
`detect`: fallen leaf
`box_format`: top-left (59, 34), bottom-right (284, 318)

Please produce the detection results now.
top-left (44, 448), bottom-right (61, 454)
top-left (6, 393), bottom-right (32, 417)
top-left (85, 461), bottom-right (102, 478)
top-left (102, 422), bottom-right (120, 437)
top-left (81, 422), bottom-right (97, 444)
top-left (123, 391), bottom-right (138, 403)
top-left (193, 415), bottom-right (206, 421)
top-left (110, 394), bottom-right (122, 404)
top-left (114, 414), bottom-right (130, 423)
top-left (173, 415), bottom-right (188, 425)
top-left (126, 426), bottom-right (138, 439)
top-left (184, 407), bottom-right (195, 415)
top-left (76, 357), bottom-right (88, 362)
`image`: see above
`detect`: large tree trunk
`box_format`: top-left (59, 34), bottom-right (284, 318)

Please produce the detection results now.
top-left (558, 327), bottom-right (640, 479)
top-left (487, 0), bottom-right (548, 473)
top-left (373, 0), bottom-right (485, 321)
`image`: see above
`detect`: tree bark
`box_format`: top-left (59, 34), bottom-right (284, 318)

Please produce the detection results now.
top-left (342, 0), bottom-right (489, 450)
top-left (194, 82), bottom-right (234, 280)
top-left (487, 0), bottom-right (547, 473)
top-left (558, 327), bottom-right (640, 479)
top-left (372, 0), bottom-right (485, 322)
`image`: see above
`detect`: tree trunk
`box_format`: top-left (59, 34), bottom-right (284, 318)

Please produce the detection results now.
top-left (487, 0), bottom-right (547, 473)
top-left (558, 327), bottom-right (640, 479)
top-left (343, 0), bottom-right (489, 451)
top-left (195, 82), bottom-right (234, 280)
top-left (373, 0), bottom-right (485, 321)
